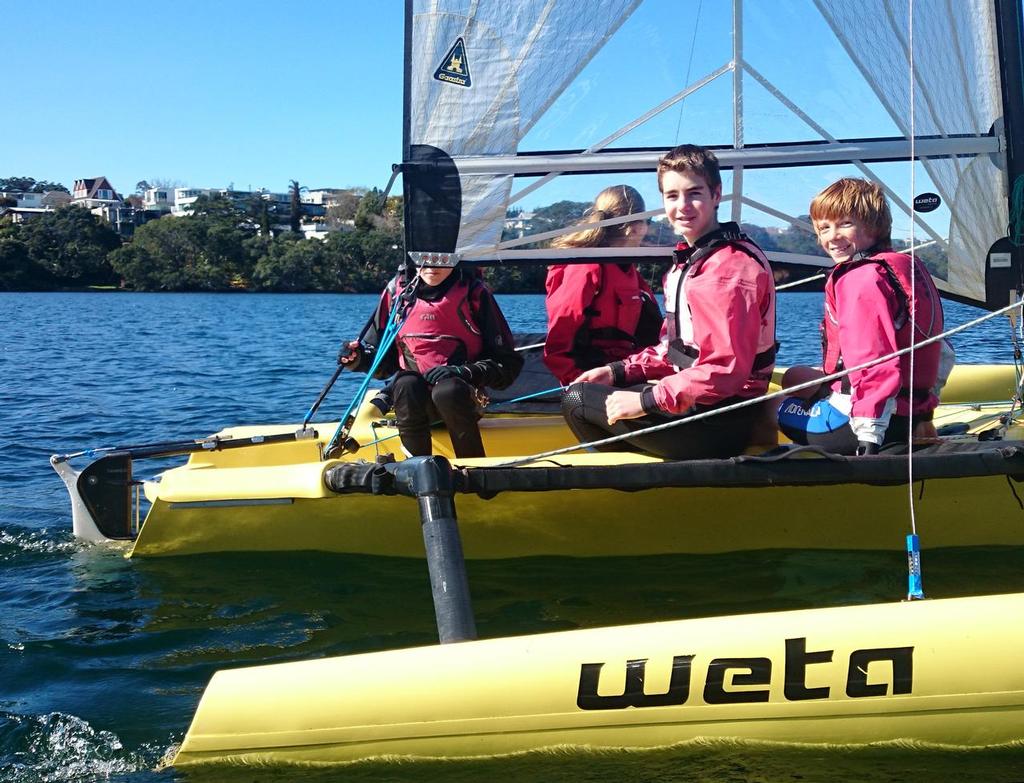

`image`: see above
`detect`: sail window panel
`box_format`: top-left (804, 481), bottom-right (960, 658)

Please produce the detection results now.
top-left (520, 0), bottom-right (736, 153)
top-left (813, 0), bottom-right (1002, 139)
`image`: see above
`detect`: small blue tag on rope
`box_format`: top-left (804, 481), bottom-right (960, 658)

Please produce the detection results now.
top-left (905, 533), bottom-right (924, 600)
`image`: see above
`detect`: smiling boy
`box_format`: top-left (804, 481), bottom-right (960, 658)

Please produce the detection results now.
top-left (561, 144), bottom-right (777, 459)
top-left (777, 178), bottom-right (950, 454)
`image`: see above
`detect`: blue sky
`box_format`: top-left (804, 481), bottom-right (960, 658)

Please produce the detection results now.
top-left (1, 0), bottom-right (1001, 242)
top-left (3, 2), bottom-right (405, 195)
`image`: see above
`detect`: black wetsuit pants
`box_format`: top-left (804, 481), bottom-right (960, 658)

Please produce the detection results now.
top-left (390, 371), bottom-right (485, 458)
top-left (561, 382), bottom-right (761, 460)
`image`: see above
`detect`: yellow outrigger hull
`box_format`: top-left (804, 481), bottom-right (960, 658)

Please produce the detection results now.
top-left (172, 592), bottom-right (1024, 765)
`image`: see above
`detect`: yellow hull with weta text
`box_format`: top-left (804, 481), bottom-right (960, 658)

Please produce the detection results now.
top-left (171, 592), bottom-right (1024, 766)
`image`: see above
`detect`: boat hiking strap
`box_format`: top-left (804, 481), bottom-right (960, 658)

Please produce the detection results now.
top-left (452, 440), bottom-right (1024, 494)
top-left (492, 296), bottom-right (1024, 468)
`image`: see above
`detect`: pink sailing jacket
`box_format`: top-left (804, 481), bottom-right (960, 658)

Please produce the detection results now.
top-left (822, 250), bottom-right (944, 419)
top-left (613, 224), bottom-right (777, 414)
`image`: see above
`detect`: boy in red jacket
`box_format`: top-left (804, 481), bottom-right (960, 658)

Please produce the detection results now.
top-left (563, 144), bottom-right (777, 459)
top-left (777, 178), bottom-right (951, 455)
top-left (339, 262), bottom-right (522, 458)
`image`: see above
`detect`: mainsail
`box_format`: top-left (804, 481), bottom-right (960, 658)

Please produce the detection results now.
top-left (403, 0), bottom-right (1023, 310)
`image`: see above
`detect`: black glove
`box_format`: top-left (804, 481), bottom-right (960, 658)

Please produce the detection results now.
top-left (424, 364), bottom-right (475, 385)
top-left (855, 441), bottom-right (880, 456)
top-left (337, 341), bottom-right (364, 370)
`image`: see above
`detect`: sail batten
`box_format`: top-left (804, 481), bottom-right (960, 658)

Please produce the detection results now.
top-left (447, 136), bottom-right (1000, 175)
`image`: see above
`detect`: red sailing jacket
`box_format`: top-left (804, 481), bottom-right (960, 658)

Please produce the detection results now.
top-left (392, 278), bottom-right (485, 373)
top-left (617, 225), bottom-right (777, 414)
top-left (822, 250), bottom-right (944, 419)
top-left (543, 262), bottom-right (657, 385)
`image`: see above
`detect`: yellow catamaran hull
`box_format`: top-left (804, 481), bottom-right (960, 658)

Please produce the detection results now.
top-left (126, 364), bottom-right (1024, 557)
top-left (172, 592), bottom-right (1024, 766)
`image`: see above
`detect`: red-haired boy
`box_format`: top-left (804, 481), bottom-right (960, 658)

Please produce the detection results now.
top-left (777, 177), bottom-right (952, 455)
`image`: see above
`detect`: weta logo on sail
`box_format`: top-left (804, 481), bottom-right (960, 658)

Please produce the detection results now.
top-left (434, 38), bottom-right (472, 88)
top-left (913, 192), bottom-right (941, 213)
top-left (577, 638), bottom-right (913, 710)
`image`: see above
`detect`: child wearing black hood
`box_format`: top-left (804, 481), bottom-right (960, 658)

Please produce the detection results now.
top-left (338, 262), bottom-right (522, 458)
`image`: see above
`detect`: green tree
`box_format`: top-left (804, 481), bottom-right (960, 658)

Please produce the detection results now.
top-left (289, 180), bottom-right (306, 234)
top-left (111, 197), bottom-right (255, 290)
top-left (19, 206), bottom-right (121, 285)
top-left (0, 236), bottom-right (54, 290)
top-left (321, 222), bottom-right (403, 292)
top-left (0, 176), bottom-right (69, 193)
top-left (252, 234), bottom-right (330, 291)
top-left (354, 188), bottom-right (387, 231)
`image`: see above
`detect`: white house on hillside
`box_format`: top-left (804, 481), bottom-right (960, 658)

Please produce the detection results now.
top-left (72, 177), bottom-right (122, 209)
top-left (142, 187), bottom-right (174, 213)
top-left (72, 177), bottom-right (136, 235)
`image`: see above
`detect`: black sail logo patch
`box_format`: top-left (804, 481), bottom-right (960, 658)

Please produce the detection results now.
top-left (913, 192), bottom-right (941, 213)
top-left (434, 37), bottom-right (471, 87)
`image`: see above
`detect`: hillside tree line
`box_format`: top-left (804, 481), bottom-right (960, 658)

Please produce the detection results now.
top-left (1, 183), bottom-right (947, 293)
top-left (0, 189), bottom-right (406, 293)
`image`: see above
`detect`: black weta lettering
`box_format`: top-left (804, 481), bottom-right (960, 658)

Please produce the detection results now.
top-left (846, 646), bottom-right (914, 697)
top-left (576, 639), bottom-right (914, 711)
top-left (577, 655), bottom-right (695, 710)
top-left (703, 657), bottom-right (771, 704)
top-left (784, 637), bottom-right (832, 701)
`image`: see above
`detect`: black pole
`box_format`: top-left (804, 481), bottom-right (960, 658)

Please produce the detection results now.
top-left (392, 456), bottom-right (477, 643)
top-left (995, 0), bottom-right (1024, 193)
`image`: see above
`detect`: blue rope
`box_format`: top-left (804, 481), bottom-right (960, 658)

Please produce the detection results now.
top-left (493, 385), bottom-right (566, 405)
top-left (324, 288), bottom-right (409, 455)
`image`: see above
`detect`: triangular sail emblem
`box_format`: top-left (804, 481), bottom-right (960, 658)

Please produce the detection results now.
top-left (433, 37), bottom-right (471, 87)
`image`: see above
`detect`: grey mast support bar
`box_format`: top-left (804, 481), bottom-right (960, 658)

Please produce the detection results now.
top-left (448, 135), bottom-right (1000, 176)
top-left (406, 457), bottom-right (478, 644)
top-left (324, 456), bottom-right (477, 644)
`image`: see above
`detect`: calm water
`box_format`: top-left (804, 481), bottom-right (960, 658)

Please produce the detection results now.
top-left (1, 291), bottom-right (1022, 782)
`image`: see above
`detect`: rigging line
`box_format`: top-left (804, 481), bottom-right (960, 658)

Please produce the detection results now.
top-left (907, 0), bottom-right (920, 554)
top-left (673, 0), bottom-right (703, 143)
top-left (324, 284), bottom-right (412, 455)
top-left (492, 295), bottom-right (1024, 468)
top-left (775, 273), bottom-right (826, 291)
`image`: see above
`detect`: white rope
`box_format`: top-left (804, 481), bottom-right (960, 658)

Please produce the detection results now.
top-left (775, 272), bottom-right (826, 291)
top-left (907, 0), bottom-right (919, 537)
top-left (492, 297), bottom-right (1024, 468)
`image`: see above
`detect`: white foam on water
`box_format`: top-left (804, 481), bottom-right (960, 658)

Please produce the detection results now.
top-left (3, 712), bottom-right (149, 782)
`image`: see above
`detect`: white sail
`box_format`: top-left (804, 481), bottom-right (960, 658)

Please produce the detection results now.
top-left (404, 0), bottom-right (1019, 308)
top-left (814, 0), bottom-right (1007, 304)
top-left (407, 0), bottom-right (641, 251)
